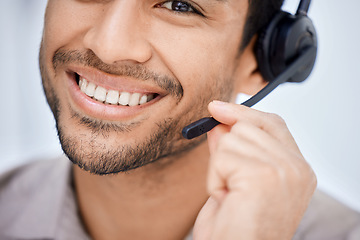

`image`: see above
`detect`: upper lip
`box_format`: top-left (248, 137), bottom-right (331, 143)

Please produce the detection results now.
top-left (68, 65), bottom-right (167, 96)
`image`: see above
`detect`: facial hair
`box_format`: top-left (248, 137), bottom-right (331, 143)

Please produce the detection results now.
top-left (39, 45), bottom-right (232, 175)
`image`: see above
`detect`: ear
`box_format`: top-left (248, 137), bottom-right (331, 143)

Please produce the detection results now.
top-left (233, 35), bottom-right (267, 97)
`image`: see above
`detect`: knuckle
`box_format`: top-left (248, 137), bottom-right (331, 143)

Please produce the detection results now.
top-left (267, 113), bottom-right (286, 126)
top-left (305, 166), bottom-right (318, 190)
top-left (248, 163), bottom-right (284, 188)
top-left (289, 161), bottom-right (317, 190)
top-left (257, 163), bottom-right (280, 179)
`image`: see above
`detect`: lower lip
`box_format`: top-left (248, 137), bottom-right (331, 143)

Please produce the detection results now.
top-left (66, 72), bottom-right (161, 121)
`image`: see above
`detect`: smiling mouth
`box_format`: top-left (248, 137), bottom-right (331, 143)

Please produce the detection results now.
top-left (75, 73), bottom-right (159, 106)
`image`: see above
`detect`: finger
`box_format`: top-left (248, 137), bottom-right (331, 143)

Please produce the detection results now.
top-left (208, 101), bottom-right (299, 149)
top-left (207, 132), bottom-right (267, 202)
top-left (230, 121), bottom-right (302, 162)
top-left (210, 119), bottom-right (299, 167)
top-left (207, 110), bottom-right (295, 159)
top-left (225, 123), bottom-right (311, 181)
top-left (210, 129), bottom-right (315, 202)
top-left (207, 148), bottom-right (274, 199)
top-left (213, 130), bottom-right (269, 163)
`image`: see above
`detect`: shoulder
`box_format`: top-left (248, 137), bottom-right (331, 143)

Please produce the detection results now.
top-left (0, 156), bottom-right (72, 236)
top-left (294, 190), bottom-right (360, 240)
top-left (0, 156), bottom-right (71, 202)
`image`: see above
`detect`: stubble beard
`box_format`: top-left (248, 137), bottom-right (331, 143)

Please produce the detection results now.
top-left (39, 45), bottom-right (232, 175)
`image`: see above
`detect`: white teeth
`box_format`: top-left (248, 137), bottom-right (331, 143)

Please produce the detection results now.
top-left (78, 77), bottom-right (155, 106)
top-left (106, 90), bottom-right (120, 105)
top-left (80, 78), bottom-right (88, 92)
top-left (94, 86), bottom-right (107, 102)
top-left (129, 93), bottom-right (141, 106)
top-left (139, 95), bottom-right (147, 105)
top-left (85, 82), bottom-right (96, 97)
top-left (119, 92), bottom-right (130, 106)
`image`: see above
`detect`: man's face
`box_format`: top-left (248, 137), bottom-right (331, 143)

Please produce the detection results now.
top-left (40, 0), bottom-right (248, 174)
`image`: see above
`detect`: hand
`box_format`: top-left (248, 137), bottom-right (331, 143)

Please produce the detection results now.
top-left (193, 101), bottom-right (317, 240)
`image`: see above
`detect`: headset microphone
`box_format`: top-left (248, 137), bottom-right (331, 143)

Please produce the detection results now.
top-left (182, 0), bottom-right (317, 140)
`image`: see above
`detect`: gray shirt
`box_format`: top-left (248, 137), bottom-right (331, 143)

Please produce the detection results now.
top-left (0, 156), bottom-right (359, 240)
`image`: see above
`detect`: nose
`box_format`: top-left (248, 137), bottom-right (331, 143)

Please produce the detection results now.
top-left (83, 0), bottom-right (152, 65)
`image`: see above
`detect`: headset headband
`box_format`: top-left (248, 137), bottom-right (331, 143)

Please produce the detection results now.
top-left (297, 0), bottom-right (311, 16)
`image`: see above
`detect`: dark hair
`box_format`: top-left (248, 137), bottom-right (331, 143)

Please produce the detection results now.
top-left (241, 0), bottom-right (284, 50)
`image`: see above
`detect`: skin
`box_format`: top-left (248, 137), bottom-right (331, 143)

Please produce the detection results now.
top-left (40, 0), bottom-right (317, 239)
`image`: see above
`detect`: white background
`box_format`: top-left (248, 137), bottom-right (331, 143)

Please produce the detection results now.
top-left (1, 0), bottom-right (359, 211)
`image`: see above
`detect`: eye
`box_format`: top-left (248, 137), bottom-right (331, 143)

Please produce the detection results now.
top-left (157, 1), bottom-right (203, 16)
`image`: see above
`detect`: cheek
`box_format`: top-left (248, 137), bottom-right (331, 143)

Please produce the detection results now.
top-left (44, 0), bottom-right (100, 57)
top-left (148, 23), bottom-right (239, 101)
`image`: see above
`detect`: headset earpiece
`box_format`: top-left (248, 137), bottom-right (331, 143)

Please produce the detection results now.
top-left (256, 10), bottom-right (317, 83)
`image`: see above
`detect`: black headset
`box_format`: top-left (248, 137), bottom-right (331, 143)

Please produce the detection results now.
top-left (256, 0), bottom-right (317, 83)
top-left (182, 0), bottom-right (318, 139)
